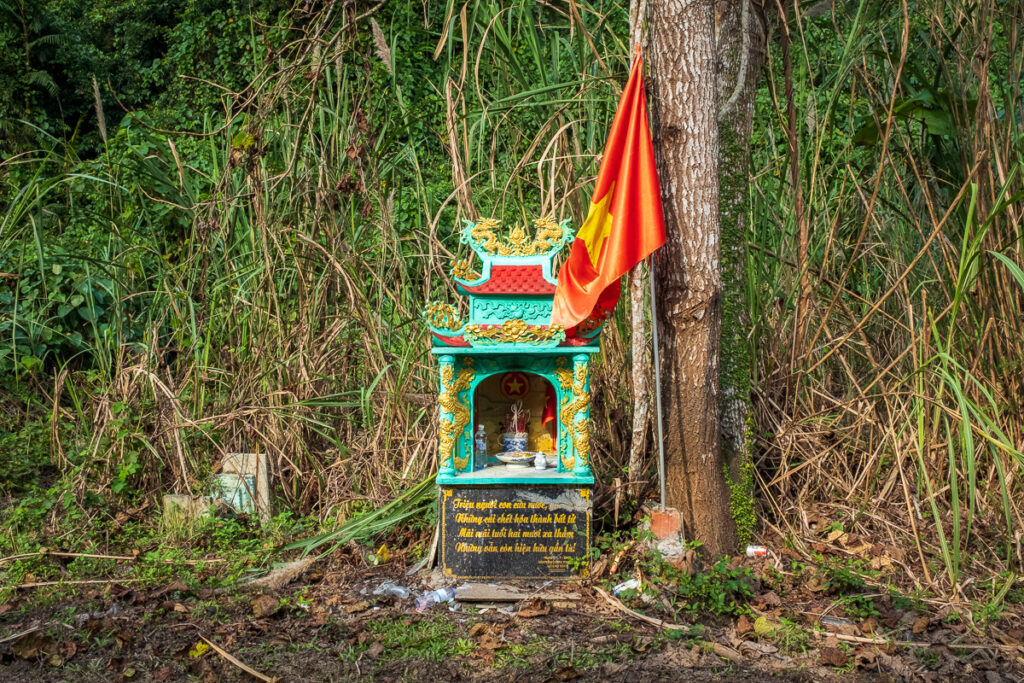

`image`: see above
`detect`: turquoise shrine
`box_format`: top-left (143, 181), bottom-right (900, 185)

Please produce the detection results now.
top-left (424, 217), bottom-right (603, 486)
top-left (425, 217), bottom-right (601, 578)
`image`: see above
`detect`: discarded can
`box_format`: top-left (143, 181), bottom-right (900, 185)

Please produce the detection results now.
top-left (745, 545), bottom-right (768, 558)
top-left (611, 578), bottom-right (641, 596)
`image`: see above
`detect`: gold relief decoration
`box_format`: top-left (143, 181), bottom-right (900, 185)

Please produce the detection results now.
top-left (554, 358), bottom-right (590, 471)
top-left (450, 258), bottom-right (479, 281)
top-left (469, 218), bottom-right (504, 254)
top-left (468, 217), bottom-right (570, 257)
top-left (464, 319), bottom-right (565, 345)
top-left (424, 301), bottom-right (464, 332)
top-left (438, 359), bottom-right (475, 471)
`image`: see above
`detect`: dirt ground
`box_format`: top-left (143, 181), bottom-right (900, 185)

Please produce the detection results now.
top-left (3, 549), bottom-right (1023, 683)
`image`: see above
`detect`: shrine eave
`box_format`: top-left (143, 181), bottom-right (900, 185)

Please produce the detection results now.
top-left (436, 466), bottom-right (594, 486)
top-left (430, 346), bottom-right (600, 356)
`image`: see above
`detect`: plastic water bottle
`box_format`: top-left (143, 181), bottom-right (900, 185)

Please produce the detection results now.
top-left (474, 425), bottom-right (488, 470)
top-left (414, 587), bottom-right (456, 612)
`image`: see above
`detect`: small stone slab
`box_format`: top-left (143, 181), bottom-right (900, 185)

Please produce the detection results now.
top-left (454, 583), bottom-right (580, 603)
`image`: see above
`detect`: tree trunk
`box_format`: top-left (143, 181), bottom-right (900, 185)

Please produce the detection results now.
top-left (627, 263), bottom-right (650, 498)
top-left (716, 0), bottom-right (766, 545)
top-left (646, 0), bottom-right (737, 556)
top-left (626, 4), bottom-right (651, 500)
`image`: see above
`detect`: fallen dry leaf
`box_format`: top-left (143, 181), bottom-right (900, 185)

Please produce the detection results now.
top-left (516, 597), bottom-right (550, 618)
top-left (736, 614), bottom-right (754, 635)
top-left (550, 665), bottom-right (580, 681)
top-left (114, 630), bottom-right (133, 648)
top-left (366, 641), bottom-right (384, 659)
top-left (478, 634), bottom-right (503, 650)
top-left (251, 595), bottom-right (280, 619)
top-left (912, 616), bottom-right (930, 634)
top-left (59, 639), bottom-right (78, 659)
top-left (345, 601), bottom-right (371, 614)
top-left (825, 529), bottom-right (846, 544)
top-left (869, 555), bottom-right (893, 571)
top-left (10, 632), bottom-right (55, 659)
top-left (820, 646), bottom-right (849, 668)
top-left (468, 622), bottom-right (489, 638)
top-left (152, 666), bottom-right (174, 681)
top-left (739, 640), bottom-right (778, 658)
top-left (855, 649), bottom-right (877, 670)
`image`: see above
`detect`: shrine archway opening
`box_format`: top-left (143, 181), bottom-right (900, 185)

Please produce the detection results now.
top-left (472, 371), bottom-right (557, 456)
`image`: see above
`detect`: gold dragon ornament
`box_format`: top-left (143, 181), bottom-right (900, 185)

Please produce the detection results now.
top-left (469, 217), bottom-right (567, 257)
top-left (554, 358), bottom-right (591, 471)
top-left (450, 259), bottom-right (479, 280)
top-left (438, 359), bottom-right (476, 471)
top-left (424, 301), bottom-right (464, 332)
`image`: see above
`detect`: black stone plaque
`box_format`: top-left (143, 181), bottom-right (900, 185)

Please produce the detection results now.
top-left (440, 486), bottom-right (592, 579)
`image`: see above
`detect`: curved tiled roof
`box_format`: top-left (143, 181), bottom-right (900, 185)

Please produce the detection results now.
top-left (459, 264), bottom-right (556, 295)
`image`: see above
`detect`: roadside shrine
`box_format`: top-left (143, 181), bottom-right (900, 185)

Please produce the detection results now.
top-left (423, 218), bottom-right (606, 579)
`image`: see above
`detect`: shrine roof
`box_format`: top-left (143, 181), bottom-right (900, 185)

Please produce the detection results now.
top-left (423, 217), bottom-right (608, 349)
top-left (457, 264), bottom-right (556, 296)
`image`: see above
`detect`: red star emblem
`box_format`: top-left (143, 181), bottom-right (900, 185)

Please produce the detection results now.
top-left (500, 372), bottom-right (530, 399)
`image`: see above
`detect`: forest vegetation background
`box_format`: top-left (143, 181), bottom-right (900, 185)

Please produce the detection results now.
top-left (0, 0), bottom-right (1022, 603)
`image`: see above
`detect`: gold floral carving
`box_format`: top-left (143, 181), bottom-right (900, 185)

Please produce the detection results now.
top-left (439, 359), bottom-right (475, 471)
top-left (424, 301), bottom-right (464, 332)
top-left (450, 258), bottom-right (479, 280)
top-left (554, 358), bottom-right (591, 471)
top-left (468, 217), bottom-right (567, 256)
top-left (464, 318), bottom-right (564, 345)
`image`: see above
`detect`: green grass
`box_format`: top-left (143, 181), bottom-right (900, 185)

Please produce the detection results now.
top-left (338, 615), bottom-right (473, 663)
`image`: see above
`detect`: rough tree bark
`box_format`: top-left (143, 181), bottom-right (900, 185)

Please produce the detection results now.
top-left (646, 0), bottom-right (737, 556)
top-left (716, 0), bottom-right (766, 545)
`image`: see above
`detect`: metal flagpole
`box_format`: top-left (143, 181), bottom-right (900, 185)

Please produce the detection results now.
top-left (648, 254), bottom-right (666, 510)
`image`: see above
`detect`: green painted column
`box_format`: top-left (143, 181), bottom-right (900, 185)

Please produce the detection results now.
top-left (572, 353), bottom-right (592, 478)
top-left (438, 354), bottom-right (456, 476)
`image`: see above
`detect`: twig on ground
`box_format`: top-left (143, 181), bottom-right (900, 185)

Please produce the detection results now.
top-left (595, 587), bottom-right (690, 632)
top-left (0, 550), bottom-right (224, 566)
top-left (0, 626), bottom-right (44, 645)
top-left (0, 623), bottom-right (74, 645)
top-left (16, 578), bottom-right (145, 589)
top-left (826, 631), bottom-right (1023, 654)
top-left (198, 634), bottom-right (279, 683)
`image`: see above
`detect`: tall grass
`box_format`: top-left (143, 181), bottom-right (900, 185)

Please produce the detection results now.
top-left (750, 0), bottom-right (1024, 594)
top-left (1, 0), bottom-right (1022, 597)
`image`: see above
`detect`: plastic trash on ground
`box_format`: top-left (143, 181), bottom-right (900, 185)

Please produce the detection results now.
top-left (373, 580), bottom-right (411, 599)
top-left (611, 578), bottom-right (641, 597)
top-left (414, 587), bottom-right (456, 612)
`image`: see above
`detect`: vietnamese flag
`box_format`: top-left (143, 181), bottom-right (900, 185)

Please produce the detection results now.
top-left (551, 54), bottom-right (666, 329)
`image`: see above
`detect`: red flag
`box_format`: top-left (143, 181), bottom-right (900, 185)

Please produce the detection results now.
top-left (551, 54), bottom-right (665, 329)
